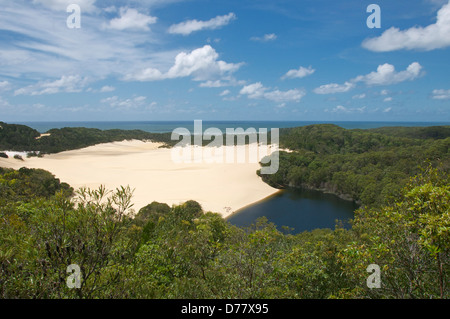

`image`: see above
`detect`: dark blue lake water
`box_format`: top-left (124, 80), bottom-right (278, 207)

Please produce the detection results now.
top-left (226, 188), bottom-right (359, 234)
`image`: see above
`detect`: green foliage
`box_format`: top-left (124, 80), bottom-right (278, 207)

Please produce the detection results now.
top-left (1, 166), bottom-right (448, 298)
top-left (369, 126), bottom-right (450, 140)
top-left (0, 167), bottom-right (73, 203)
top-left (0, 122), bottom-right (177, 154)
top-left (0, 122), bottom-right (40, 151)
top-left (0, 184), bottom-right (139, 298)
top-left (262, 125), bottom-right (450, 207)
top-left (1, 124), bottom-right (449, 299)
top-left (339, 166), bottom-right (449, 299)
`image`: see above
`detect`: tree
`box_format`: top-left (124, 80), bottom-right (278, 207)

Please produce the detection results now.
top-left (339, 166), bottom-right (449, 298)
top-left (0, 185), bottom-right (139, 298)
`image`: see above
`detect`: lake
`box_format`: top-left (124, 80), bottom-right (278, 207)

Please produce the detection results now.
top-left (226, 188), bottom-right (359, 234)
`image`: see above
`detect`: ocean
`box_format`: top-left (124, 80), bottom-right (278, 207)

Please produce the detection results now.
top-left (12, 120), bottom-right (450, 133)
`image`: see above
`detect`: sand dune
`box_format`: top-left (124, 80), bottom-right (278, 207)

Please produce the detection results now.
top-left (0, 140), bottom-right (278, 218)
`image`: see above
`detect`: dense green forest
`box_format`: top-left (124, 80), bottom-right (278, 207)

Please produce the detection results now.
top-left (0, 121), bottom-right (177, 154)
top-left (0, 121), bottom-right (266, 155)
top-left (0, 165), bottom-right (448, 298)
top-left (260, 124), bottom-right (450, 207)
top-left (0, 123), bottom-right (449, 299)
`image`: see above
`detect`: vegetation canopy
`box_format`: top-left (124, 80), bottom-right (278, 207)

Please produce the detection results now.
top-left (0, 123), bottom-right (448, 299)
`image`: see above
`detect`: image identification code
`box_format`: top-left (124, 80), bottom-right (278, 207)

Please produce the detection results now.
top-left (181, 303), bottom-right (269, 316)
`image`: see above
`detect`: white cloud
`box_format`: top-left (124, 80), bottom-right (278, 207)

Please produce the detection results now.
top-left (0, 2), bottom-right (175, 80)
top-left (264, 89), bottom-right (305, 102)
top-left (362, 1), bottom-right (450, 51)
top-left (101, 95), bottom-right (154, 110)
top-left (314, 82), bottom-right (355, 94)
top-left (240, 82), bottom-right (305, 103)
top-left (125, 45), bottom-right (243, 82)
top-left (282, 66), bottom-right (315, 79)
top-left (14, 75), bottom-right (89, 96)
top-left (199, 77), bottom-right (245, 88)
top-left (103, 6), bottom-right (117, 13)
top-left (384, 97), bottom-right (393, 102)
top-left (431, 89), bottom-right (450, 99)
top-left (331, 105), bottom-right (349, 113)
top-left (0, 81), bottom-right (11, 91)
top-left (383, 107), bottom-right (392, 113)
top-left (105, 7), bottom-right (157, 31)
top-left (251, 33), bottom-right (277, 42)
top-left (240, 82), bottom-right (268, 99)
top-left (353, 62), bottom-right (423, 86)
top-left (329, 105), bottom-right (367, 113)
top-left (99, 85), bottom-right (116, 93)
top-left (380, 89), bottom-right (389, 95)
top-left (219, 89), bottom-right (230, 96)
top-left (314, 62), bottom-right (423, 95)
top-left (352, 93), bottom-right (366, 99)
top-left (32, 0), bottom-right (97, 13)
top-left (0, 96), bottom-right (11, 109)
top-left (168, 12), bottom-right (236, 35)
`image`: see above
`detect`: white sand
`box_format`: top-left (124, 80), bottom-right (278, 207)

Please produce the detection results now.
top-left (0, 140), bottom-right (279, 218)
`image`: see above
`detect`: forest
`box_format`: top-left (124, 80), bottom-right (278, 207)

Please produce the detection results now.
top-left (0, 121), bottom-right (177, 154)
top-left (0, 123), bottom-right (449, 299)
top-left (261, 124), bottom-right (450, 207)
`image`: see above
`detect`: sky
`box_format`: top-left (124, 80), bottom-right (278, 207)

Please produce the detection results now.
top-left (0, 0), bottom-right (449, 122)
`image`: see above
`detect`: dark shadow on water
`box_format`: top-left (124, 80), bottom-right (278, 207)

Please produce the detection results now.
top-left (226, 188), bottom-right (359, 234)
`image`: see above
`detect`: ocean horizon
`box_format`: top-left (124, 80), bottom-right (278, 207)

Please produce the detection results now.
top-left (10, 120), bottom-right (450, 134)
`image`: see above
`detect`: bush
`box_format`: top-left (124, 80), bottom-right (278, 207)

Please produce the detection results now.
top-left (13, 154), bottom-right (23, 161)
top-left (0, 152), bottom-right (7, 158)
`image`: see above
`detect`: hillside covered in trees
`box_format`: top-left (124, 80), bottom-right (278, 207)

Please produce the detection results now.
top-left (0, 121), bottom-right (177, 154)
top-left (0, 123), bottom-right (449, 299)
top-left (0, 165), bottom-right (448, 299)
top-left (260, 124), bottom-right (450, 207)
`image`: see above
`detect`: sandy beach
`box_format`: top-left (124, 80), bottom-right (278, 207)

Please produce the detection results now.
top-left (0, 140), bottom-right (279, 218)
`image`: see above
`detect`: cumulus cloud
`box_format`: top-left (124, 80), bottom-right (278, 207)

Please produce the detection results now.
top-left (105, 7), bottom-right (157, 31)
top-left (314, 82), bottom-right (355, 94)
top-left (314, 62), bottom-right (423, 95)
top-left (219, 89), bottom-right (230, 96)
top-left (99, 85), bottom-right (116, 93)
top-left (431, 89), bottom-right (450, 99)
top-left (353, 62), bottom-right (423, 86)
top-left (362, 1), bottom-right (450, 51)
top-left (168, 13), bottom-right (236, 35)
top-left (251, 33), bottom-right (277, 42)
top-left (240, 82), bottom-right (305, 103)
top-left (282, 66), bottom-right (315, 80)
top-left (125, 45), bottom-right (243, 82)
top-left (14, 75), bottom-right (89, 96)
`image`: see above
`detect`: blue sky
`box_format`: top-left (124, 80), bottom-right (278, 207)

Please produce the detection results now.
top-left (0, 0), bottom-right (449, 122)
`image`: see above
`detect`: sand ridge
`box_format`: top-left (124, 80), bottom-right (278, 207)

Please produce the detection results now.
top-left (0, 140), bottom-right (279, 218)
